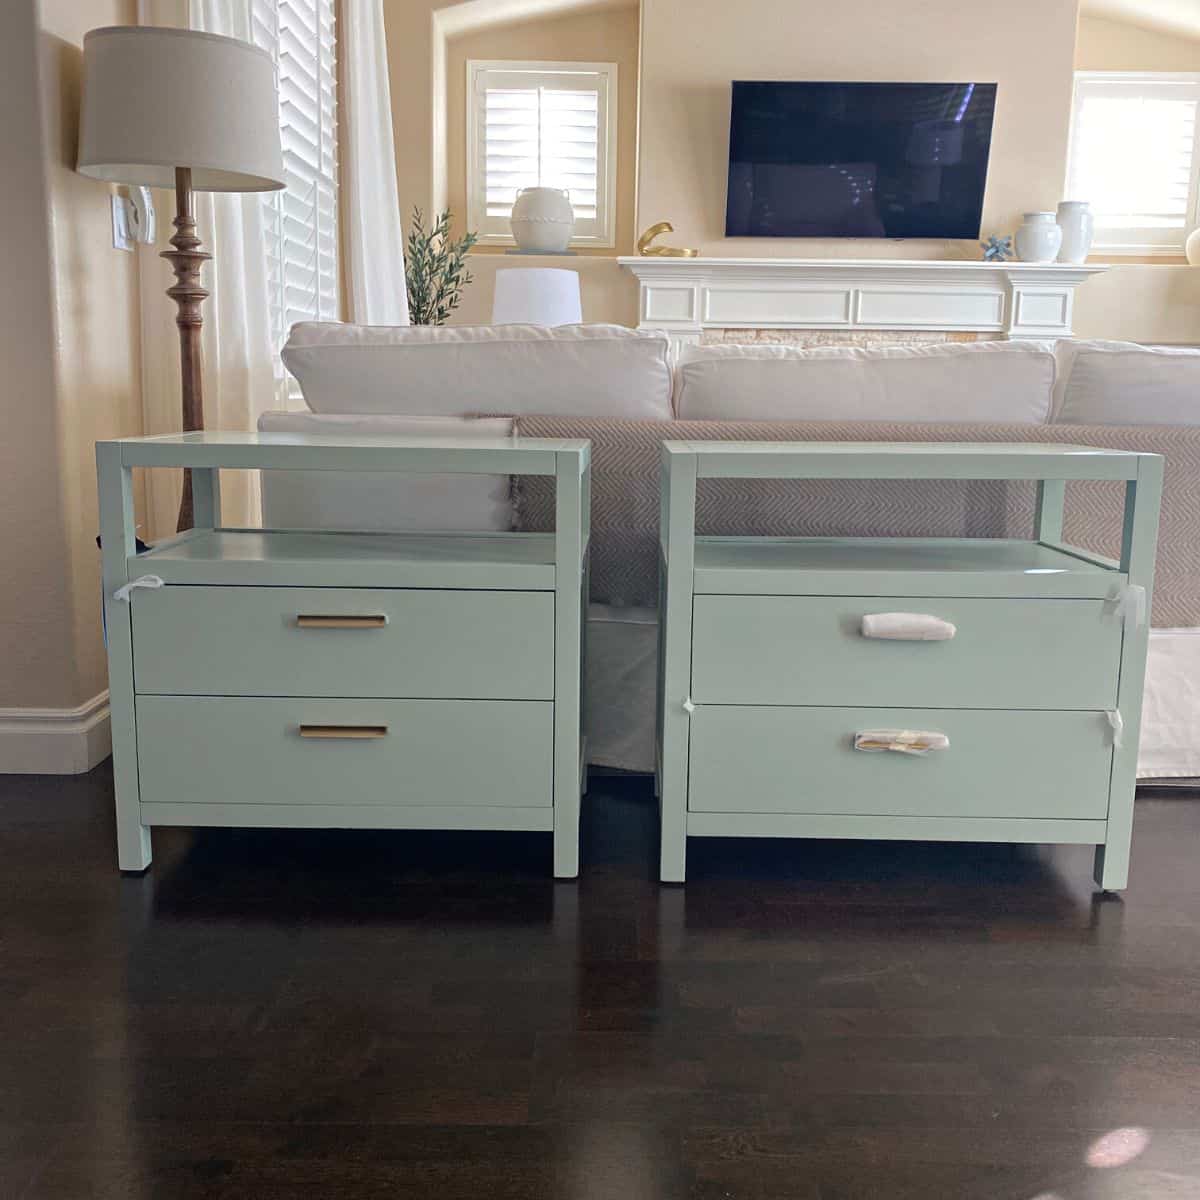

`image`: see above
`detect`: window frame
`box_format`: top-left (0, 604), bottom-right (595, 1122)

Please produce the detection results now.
top-left (466, 58), bottom-right (618, 249)
top-left (1066, 70), bottom-right (1200, 256)
top-left (252, 0), bottom-right (340, 400)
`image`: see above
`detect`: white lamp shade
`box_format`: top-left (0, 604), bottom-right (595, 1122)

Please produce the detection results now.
top-left (77, 26), bottom-right (284, 192)
top-left (491, 269), bottom-right (583, 326)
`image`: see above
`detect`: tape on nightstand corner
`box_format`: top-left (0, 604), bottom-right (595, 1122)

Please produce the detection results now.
top-left (1107, 584), bottom-right (1147, 630)
top-left (1123, 585), bottom-right (1147, 630)
top-left (112, 575), bottom-right (164, 603)
top-left (1106, 709), bottom-right (1124, 749)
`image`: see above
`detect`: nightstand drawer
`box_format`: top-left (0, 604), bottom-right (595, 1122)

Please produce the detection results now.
top-left (136, 696), bottom-right (553, 809)
top-left (688, 705), bottom-right (1113, 820)
top-left (132, 586), bottom-right (554, 700)
top-left (691, 595), bottom-right (1121, 709)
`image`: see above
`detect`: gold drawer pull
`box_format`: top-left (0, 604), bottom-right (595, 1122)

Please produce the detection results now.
top-left (299, 724), bottom-right (388, 740)
top-left (296, 614), bottom-right (387, 630)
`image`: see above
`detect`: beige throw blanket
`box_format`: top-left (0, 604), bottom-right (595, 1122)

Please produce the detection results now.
top-left (512, 417), bottom-right (1200, 628)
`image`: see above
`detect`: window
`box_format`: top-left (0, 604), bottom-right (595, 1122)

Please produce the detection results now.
top-left (251, 0), bottom-right (339, 369)
top-left (1067, 72), bottom-right (1200, 254)
top-left (467, 60), bottom-right (617, 247)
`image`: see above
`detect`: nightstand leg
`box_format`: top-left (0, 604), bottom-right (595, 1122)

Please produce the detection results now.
top-left (1095, 459), bottom-right (1163, 893)
top-left (97, 443), bottom-right (152, 872)
top-left (1093, 842), bottom-right (1128, 892)
top-left (658, 449), bottom-right (696, 884)
top-left (553, 452), bottom-right (586, 879)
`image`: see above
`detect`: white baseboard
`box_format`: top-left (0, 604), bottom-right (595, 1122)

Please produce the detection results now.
top-left (0, 692), bottom-right (112, 775)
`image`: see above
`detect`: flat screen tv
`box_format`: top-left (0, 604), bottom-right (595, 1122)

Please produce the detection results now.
top-left (725, 81), bottom-right (997, 239)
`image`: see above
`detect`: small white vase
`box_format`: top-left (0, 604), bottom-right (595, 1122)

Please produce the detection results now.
top-left (1186, 227), bottom-right (1200, 266)
top-left (1015, 212), bottom-right (1063, 264)
top-left (1056, 201), bottom-right (1094, 264)
top-left (510, 188), bottom-right (575, 253)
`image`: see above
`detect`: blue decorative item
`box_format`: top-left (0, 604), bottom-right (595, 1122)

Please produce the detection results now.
top-left (981, 235), bottom-right (1014, 263)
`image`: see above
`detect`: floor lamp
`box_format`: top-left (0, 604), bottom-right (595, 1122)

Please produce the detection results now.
top-left (77, 26), bottom-right (285, 531)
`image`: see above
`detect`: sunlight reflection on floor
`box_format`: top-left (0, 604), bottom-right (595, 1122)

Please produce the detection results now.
top-left (1085, 1126), bottom-right (1152, 1169)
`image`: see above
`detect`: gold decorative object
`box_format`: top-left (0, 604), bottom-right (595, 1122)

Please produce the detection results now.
top-left (637, 221), bottom-right (698, 257)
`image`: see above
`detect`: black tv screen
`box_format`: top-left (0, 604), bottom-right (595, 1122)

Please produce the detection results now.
top-left (725, 81), bottom-right (997, 239)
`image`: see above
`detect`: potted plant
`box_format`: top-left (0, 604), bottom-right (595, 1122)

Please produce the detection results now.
top-left (405, 208), bottom-right (478, 325)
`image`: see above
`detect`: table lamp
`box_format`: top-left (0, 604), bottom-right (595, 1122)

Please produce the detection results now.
top-left (492, 269), bottom-right (583, 326)
top-left (77, 26), bottom-right (285, 530)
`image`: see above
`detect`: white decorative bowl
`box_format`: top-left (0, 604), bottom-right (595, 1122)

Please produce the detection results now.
top-left (510, 188), bottom-right (575, 253)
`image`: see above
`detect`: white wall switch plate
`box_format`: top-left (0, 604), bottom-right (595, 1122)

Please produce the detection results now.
top-left (111, 194), bottom-right (134, 252)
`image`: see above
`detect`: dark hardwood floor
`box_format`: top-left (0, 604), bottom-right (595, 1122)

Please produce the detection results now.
top-left (3, 767), bottom-right (1200, 1198)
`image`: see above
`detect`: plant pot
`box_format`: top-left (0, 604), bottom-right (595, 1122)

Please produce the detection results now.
top-left (510, 188), bottom-right (575, 253)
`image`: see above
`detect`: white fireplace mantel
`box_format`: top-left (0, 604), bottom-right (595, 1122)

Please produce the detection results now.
top-left (616, 257), bottom-right (1108, 348)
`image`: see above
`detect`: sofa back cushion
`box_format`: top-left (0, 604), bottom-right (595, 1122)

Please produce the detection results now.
top-left (282, 322), bottom-right (674, 420)
top-left (1050, 338), bottom-right (1140, 420)
top-left (258, 412), bottom-right (514, 533)
top-left (1056, 344), bottom-right (1200, 426)
top-left (675, 340), bottom-right (1056, 424)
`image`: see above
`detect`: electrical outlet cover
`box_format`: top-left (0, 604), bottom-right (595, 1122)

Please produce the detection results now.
top-left (111, 194), bottom-right (134, 252)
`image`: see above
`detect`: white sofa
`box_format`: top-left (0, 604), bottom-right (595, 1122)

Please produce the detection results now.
top-left (264, 323), bottom-right (1200, 782)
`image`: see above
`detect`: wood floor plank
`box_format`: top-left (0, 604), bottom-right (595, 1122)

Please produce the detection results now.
top-left (2, 768), bottom-right (1199, 1197)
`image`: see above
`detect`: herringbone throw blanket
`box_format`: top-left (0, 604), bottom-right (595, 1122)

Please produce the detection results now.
top-left (513, 417), bottom-right (1200, 628)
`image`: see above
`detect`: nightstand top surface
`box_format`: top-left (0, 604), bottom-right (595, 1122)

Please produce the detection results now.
top-left (662, 440), bottom-right (1155, 481)
top-left (101, 431), bottom-right (589, 474)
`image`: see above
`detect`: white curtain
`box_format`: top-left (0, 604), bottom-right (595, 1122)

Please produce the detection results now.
top-left (341, 0), bottom-right (410, 326)
top-left (136, 0), bottom-right (279, 538)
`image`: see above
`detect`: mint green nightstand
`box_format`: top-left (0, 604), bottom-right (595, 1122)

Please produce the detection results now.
top-left (97, 431), bottom-right (590, 878)
top-left (657, 441), bottom-right (1162, 889)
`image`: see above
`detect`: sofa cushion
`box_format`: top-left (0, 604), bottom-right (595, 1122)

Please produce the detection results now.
top-left (675, 340), bottom-right (1055, 424)
top-left (282, 322), bottom-right (674, 420)
top-left (1056, 344), bottom-right (1200, 426)
top-left (1050, 338), bottom-right (1140, 420)
top-left (257, 412), bottom-right (514, 533)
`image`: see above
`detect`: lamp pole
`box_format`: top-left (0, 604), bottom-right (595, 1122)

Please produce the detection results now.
top-left (160, 166), bottom-right (211, 532)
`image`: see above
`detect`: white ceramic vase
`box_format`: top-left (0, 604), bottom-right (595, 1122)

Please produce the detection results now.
top-left (1186, 227), bottom-right (1200, 267)
top-left (1056, 201), bottom-right (1094, 264)
top-left (1015, 212), bottom-right (1063, 264)
top-left (510, 187), bottom-right (575, 253)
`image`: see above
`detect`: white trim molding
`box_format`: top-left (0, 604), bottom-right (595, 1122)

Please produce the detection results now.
top-left (617, 258), bottom-right (1109, 353)
top-left (0, 692), bottom-right (112, 775)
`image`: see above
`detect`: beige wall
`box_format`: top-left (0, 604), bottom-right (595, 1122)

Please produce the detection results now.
top-left (0, 0), bottom-right (143, 712)
top-left (382, 0), bottom-right (461, 232)
top-left (1073, 14), bottom-right (1200, 340)
top-left (636, 0), bottom-right (1081, 260)
top-left (1076, 14), bottom-right (1200, 70)
top-left (1075, 265), bottom-right (1200, 343)
top-left (445, 5), bottom-right (639, 252)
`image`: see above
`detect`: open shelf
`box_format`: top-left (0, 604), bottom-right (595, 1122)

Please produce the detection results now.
top-left (691, 536), bottom-right (1124, 598)
top-left (133, 529), bottom-right (558, 590)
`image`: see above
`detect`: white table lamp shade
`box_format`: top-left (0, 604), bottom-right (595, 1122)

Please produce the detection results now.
top-left (77, 26), bottom-right (284, 192)
top-left (492, 269), bottom-right (583, 327)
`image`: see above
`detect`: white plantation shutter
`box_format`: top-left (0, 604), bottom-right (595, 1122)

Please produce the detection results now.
top-left (251, 0), bottom-right (339, 365)
top-left (468, 61), bottom-right (617, 246)
top-left (1067, 72), bottom-right (1200, 253)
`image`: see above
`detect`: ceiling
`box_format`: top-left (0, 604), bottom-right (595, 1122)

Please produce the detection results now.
top-left (1081, 0), bottom-right (1200, 40)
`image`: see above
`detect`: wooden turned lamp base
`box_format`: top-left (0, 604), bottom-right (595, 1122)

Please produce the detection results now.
top-left (161, 165), bottom-right (212, 533)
